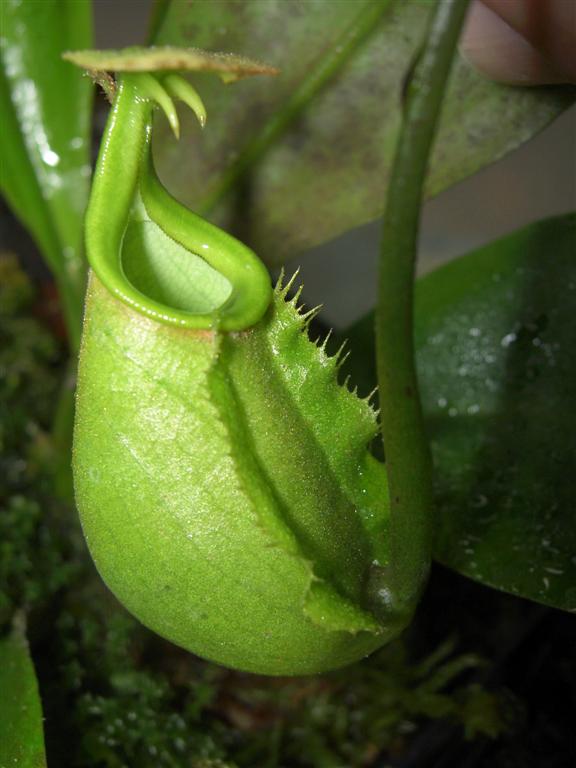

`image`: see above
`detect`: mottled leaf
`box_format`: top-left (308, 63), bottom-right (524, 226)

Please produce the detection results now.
top-left (0, 625), bottom-right (47, 768)
top-left (150, 0), bottom-right (574, 265)
top-left (343, 215), bottom-right (576, 611)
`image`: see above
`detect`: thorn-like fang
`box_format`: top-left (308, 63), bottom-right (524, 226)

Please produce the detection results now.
top-left (366, 386), bottom-right (379, 404)
top-left (333, 340), bottom-right (348, 364)
top-left (277, 268), bottom-right (301, 299)
top-left (318, 329), bottom-right (333, 351)
top-left (300, 304), bottom-right (322, 325)
top-left (135, 73), bottom-right (180, 138)
top-left (337, 350), bottom-right (351, 369)
top-left (163, 73), bottom-right (207, 128)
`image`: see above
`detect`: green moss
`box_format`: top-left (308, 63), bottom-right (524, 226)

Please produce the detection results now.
top-left (0, 255), bottom-right (78, 627)
top-left (55, 602), bottom-right (236, 768)
top-left (50, 585), bottom-right (508, 767)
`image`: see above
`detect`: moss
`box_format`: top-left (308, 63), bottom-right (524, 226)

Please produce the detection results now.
top-left (49, 587), bottom-right (508, 767)
top-left (0, 255), bottom-right (78, 627)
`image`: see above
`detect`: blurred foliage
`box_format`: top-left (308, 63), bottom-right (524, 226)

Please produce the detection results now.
top-left (0, 0), bottom-right (93, 349)
top-left (0, 620), bottom-right (47, 768)
top-left (151, 0), bottom-right (574, 266)
top-left (0, 253), bottom-right (78, 627)
top-left (54, 604), bottom-right (236, 768)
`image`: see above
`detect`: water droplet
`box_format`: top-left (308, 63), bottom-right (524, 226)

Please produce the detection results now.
top-left (501, 332), bottom-right (517, 348)
top-left (376, 586), bottom-right (394, 610)
top-left (41, 148), bottom-right (60, 166)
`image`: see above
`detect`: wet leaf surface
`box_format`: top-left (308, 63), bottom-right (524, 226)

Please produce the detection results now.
top-left (344, 215), bottom-right (576, 610)
top-left (0, 0), bottom-right (92, 279)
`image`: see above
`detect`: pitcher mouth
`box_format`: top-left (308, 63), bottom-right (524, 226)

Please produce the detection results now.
top-left (84, 72), bottom-right (272, 332)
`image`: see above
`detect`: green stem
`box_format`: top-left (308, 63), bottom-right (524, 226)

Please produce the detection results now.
top-left (146, 0), bottom-right (171, 42)
top-left (50, 358), bottom-right (77, 502)
top-left (199, 0), bottom-right (395, 216)
top-left (55, 268), bottom-right (84, 354)
top-left (376, 0), bottom-right (470, 615)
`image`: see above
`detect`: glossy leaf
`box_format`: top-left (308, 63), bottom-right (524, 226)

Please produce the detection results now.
top-left (0, 0), bottom-right (93, 348)
top-left (150, 0), bottom-right (574, 265)
top-left (344, 215), bottom-right (576, 611)
top-left (0, 626), bottom-right (47, 768)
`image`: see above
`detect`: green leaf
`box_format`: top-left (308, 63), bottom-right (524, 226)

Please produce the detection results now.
top-left (0, 623), bottom-right (47, 768)
top-left (344, 214), bottom-right (576, 611)
top-left (150, 0), bottom-right (574, 265)
top-left (418, 214), bottom-right (576, 611)
top-left (0, 0), bottom-right (93, 349)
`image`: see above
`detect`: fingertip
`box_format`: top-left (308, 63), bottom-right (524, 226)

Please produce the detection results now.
top-left (460, 1), bottom-right (564, 85)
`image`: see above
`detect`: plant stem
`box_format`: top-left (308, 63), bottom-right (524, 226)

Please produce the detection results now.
top-left (199, 0), bottom-right (395, 216)
top-left (376, 0), bottom-right (470, 615)
top-left (146, 0), bottom-right (172, 42)
top-left (56, 268), bottom-right (84, 354)
top-left (50, 358), bottom-right (77, 502)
